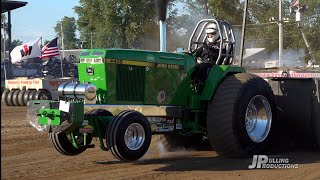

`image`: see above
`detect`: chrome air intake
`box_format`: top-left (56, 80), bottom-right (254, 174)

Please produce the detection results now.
top-left (58, 82), bottom-right (97, 100)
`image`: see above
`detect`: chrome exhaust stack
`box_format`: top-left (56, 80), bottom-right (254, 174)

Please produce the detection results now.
top-left (155, 0), bottom-right (169, 52)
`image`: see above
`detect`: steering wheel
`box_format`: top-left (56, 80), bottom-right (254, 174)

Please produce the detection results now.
top-left (183, 51), bottom-right (194, 56)
top-left (189, 41), bottom-right (205, 54)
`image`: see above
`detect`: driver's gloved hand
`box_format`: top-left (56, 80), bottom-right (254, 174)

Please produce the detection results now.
top-left (202, 42), bottom-right (208, 48)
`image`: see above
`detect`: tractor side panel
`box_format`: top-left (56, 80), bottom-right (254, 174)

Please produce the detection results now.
top-left (144, 67), bottom-right (184, 105)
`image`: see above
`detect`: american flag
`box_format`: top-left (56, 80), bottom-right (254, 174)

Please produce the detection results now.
top-left (41, 37), bottom-right (60, 58)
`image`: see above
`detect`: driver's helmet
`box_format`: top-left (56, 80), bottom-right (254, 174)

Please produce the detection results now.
top-left (205, 23), bottom-right (219, 43)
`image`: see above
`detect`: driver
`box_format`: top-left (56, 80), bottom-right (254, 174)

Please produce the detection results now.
top-left (195, 23), bottom-right (221, 63)
top-left (192, 23), bottom-right (221, 87)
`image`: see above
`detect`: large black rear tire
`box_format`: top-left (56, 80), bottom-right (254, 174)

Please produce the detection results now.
top-left (106, 110), bottom-right (152, 161)
top-left (315, 104), bottom-right (320, 150)
top-left (207, 73), bottom-right (275, 157)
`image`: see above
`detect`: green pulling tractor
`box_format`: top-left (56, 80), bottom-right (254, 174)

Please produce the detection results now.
top-left (27, 18), bottom-right (275, 161)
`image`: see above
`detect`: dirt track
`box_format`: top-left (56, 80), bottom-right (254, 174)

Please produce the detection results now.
top-left (1, 104), bottom-right (320, 180)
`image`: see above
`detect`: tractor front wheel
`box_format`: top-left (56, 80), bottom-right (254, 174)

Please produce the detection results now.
top-left (106, 110), bottom-right (152, 161)
top-left (207, 73), bottom-right (275, 157)
top-left (48, 131), bottom-right (92, 156)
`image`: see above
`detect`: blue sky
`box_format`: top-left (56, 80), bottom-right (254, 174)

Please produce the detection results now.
top-left (9, 0), bottom-right (79, 43)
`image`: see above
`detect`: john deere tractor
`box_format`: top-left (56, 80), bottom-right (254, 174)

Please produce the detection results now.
top-left (27, 18), bottom-right (275, 161)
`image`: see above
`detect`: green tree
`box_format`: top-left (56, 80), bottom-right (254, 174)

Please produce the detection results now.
top-left (296, 2), bottom-right (320, 64)
top-left (54, 16), bottom-right (78, 49)
top-left (11, 39), bottom-right (23, 47)
top-left (177, 0), bottom-right (243, 24)
top-left (245, 0), bottom-right (290, 52)
top-left (164, 0), bottom-right (242, 51)
top-left (246, 0), bottom-right (319, 64)
top-left (74, 0), bottom-right (159, 49)
top-left (1, 14), bottom-right (8, 59)
top-left (43, 40), bottom-right (51, 46)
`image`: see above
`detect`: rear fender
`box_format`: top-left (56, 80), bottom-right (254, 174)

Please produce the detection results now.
top-left (200, 65), bottom-right (245, 101)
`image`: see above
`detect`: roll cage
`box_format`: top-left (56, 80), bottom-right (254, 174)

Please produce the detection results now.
top-left (188, 18), bottom-right (236, 65)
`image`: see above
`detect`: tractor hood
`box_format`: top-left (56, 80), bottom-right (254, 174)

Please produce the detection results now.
top-left (79, 49), bottom-right (195, 71)
top-left (77, 48), bottom-right (196, 105)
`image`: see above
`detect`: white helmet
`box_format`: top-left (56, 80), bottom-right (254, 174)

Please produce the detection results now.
top-left (205, 23), bottom-right (219, 43)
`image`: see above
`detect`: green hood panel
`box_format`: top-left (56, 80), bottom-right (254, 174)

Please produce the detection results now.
top-left (78, 49), bottom-right (196, 106)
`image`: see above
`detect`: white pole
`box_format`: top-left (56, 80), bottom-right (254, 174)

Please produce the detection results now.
top-left (60, 22), bottom-right (64, 77)
top-left (40, 36), bottom-right (43, 78)
top-left (279, 0), bottom-right (283, 67)
top-left (240, 0), bottom-right (249, 67)
top-left (3, 23), bottom-right (7, 80)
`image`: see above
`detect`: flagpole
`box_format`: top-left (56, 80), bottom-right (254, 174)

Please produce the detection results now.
top-left (3, 24), bottom-right (7, 80)
top-left (40, 36), bottom-right (43, 78)
top-left (60, 22), bottom-right (64, 78)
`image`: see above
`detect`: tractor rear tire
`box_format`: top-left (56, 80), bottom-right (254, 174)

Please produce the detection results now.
top-left (207, 73), bottom-right (275, 157)
top-left (315, 105), bottom-right (320, 150)
top-left (106, 110), bottom-right (152, 161)
top-left (316, 125), bottom-right (320, 150)
top-left (1, 89), bottom-right (10, 106)
top-left (12, 90), bottom-right (20, 106)
top-left (48, 131), bottom-right (92, 156)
